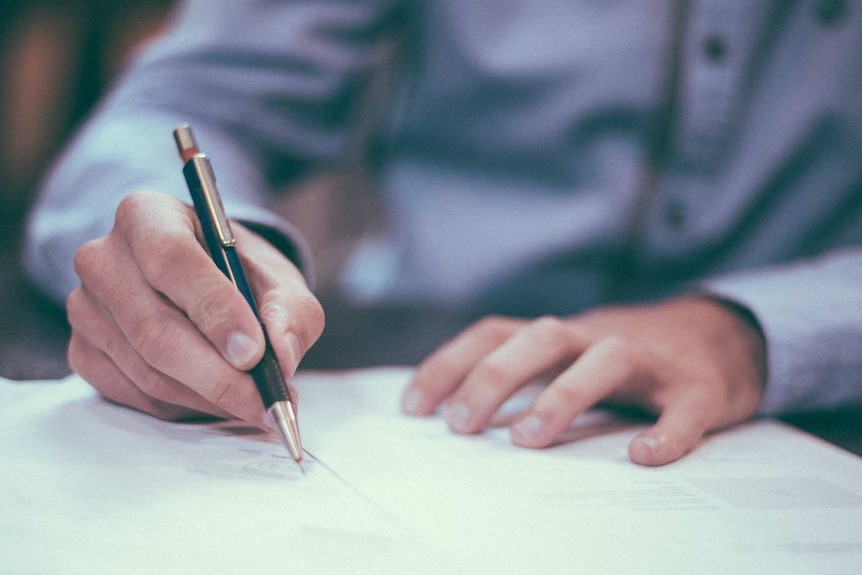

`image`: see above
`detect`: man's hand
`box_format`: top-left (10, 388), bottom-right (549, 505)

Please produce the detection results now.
top-left (67, 191), bottom-right (324, 426)
top-left (401, 297), bottom-right (766, 465)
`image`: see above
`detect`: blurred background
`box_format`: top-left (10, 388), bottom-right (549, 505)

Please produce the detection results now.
top-left (0, 0), bottom-right (174, 243)
top-left (0, 0), bottom-right (859, 455)
top-left (0, 0), bottom-right (423, 380)
top-left (0, 0), bottom-right (175, 378)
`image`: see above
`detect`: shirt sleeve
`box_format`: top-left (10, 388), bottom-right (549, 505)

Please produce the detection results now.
top-left (700, 247), bottom-right (862, 416)
top-left (23, 0), bottom-right (404, 303)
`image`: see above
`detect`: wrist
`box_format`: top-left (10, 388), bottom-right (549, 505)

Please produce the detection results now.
top-left (696, 295), bottom-right (768, 389)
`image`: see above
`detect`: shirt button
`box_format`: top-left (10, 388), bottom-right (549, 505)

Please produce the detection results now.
top-left (702, 35), bottom-right (728, 63)
top-left (664, 199), bottom-right (686, 231)
top-left (815, 0), bottom-right (848, 27)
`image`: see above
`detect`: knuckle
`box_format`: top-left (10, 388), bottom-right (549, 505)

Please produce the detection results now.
top-left (532, 315), bottom-right (564, 331)
top-left (302, 293), bottom-right (326, 328)
top-left (294, 292), bottom-right (325, 330)
top-left (73, 240), bottom-right (105, 282)
top-left (115, 191), bottom-right (155, 228)
top-left (530, 315), bottom-right (575, 352)
top-left (301, 298), bottom-right (326, 344)
top-left (472, 358), bottom-right (510, 390)
top-left (204, 374), bottom-right (250, 414)
top-left (130, 316), bottom-right (176, 368)
top-left (599, 334), bottom-right (629, 353)
top-left (102, 329), bottom-right (131, 367)
top-left (265, 290), bottom-right (326, 349)
top-left (597, 336), bottom-right (640, 376)
top-left (210, 378), bottom-right (240, 408)
top-left (135, 367), bottom-right (185, 409)
top-left (190, 286), bottom-right (237, 332)
top-left (469, 315), bottom-right (514, 344)
top-left (551, 381), bottom-right (586, 407)
top-left (141, 234), bottom-right (193, 286)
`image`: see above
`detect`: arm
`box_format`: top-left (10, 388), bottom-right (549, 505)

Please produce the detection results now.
top-left (24, 0), bottom-right (404, 302)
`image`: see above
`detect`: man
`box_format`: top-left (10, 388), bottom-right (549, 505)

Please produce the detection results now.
top-left (24, 0), bottom-right (862, 466)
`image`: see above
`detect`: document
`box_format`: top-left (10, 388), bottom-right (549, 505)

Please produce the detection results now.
top-left (1, 368), bottom-right (861, 575)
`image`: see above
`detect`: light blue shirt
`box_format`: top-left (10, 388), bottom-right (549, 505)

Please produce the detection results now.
top-left (25, 0), bottom-right (862, 415)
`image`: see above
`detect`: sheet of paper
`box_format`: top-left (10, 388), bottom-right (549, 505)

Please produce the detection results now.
top-left (0, 374), bottom-right (444, 575)
top-left (2, 369), bottom-right (862, 575)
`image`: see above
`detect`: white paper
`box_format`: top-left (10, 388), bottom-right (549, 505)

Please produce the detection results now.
top-left (2, 369), bottom-right (861, 575)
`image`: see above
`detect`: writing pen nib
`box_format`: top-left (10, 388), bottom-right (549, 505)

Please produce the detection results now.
top-left (298, 460), bottom-right (306, 475)
top-left (267, 401), bottom-right (303, 462)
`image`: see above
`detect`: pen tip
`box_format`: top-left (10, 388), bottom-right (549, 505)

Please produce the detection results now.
top-left (268, 401), bottom-right (303, 463)
top-left (298, 460), bottom-right (306, 475)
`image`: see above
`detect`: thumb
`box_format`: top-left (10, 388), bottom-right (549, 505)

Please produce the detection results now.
top-left (627, 394), bottom-right (712, 466)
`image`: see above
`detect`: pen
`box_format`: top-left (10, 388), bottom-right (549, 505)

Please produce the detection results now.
top-left (173, 124), bottom-right (304, 470)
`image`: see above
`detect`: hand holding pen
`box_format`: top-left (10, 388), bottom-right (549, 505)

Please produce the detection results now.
top-left (65, 128), bottom-right (324, 461)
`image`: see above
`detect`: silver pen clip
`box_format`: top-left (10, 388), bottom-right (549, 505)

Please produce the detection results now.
top-left (173, 124), bottom-right (235, 247)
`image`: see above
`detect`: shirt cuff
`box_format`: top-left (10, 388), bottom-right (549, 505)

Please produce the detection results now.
top-left (698, 250), bottom-right (862, 415)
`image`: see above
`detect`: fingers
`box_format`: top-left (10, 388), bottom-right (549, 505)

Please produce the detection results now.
top-left (116, 192), bottom-right (264, 370)
top-left (627, 393), bottom-right (713, 466)
top-left (504, 335), bottom-right (713, 466)
top-left (67, 286), bottom-right (241, 421)
top-left (75, 226), bottom-right (266, 425)
top-left (509, 337), bottom-right (645, 447)
top-left (405, 313), bottom-right (717, 467)
top-left (404, 297), bottom-right (764, 465)
top-left (233, 224), bottom-right (324, 384)
top-left (441, 316), bottom-right (590, 433)
top-left (68, 332), bottom-right (203, 422)
top-left (402, 316), bottom-right (523, 416)
top-left (70, 190), bottom-right (321, 426)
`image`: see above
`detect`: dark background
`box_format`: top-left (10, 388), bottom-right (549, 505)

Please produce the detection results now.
top-left (0, 0), bottom-right (175, 380)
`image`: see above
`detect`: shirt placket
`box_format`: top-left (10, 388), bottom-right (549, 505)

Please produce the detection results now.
top-left (673, 0), bottom-right (765, 173)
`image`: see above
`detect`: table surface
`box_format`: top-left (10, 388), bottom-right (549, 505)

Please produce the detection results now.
top-left (2, 248), bottom-right (861, 459)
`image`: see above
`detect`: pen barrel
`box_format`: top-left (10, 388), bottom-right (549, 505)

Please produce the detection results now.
top-left (183, 162), bottom-right (233, 278)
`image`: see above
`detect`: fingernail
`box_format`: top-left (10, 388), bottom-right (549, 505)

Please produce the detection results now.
top-left (638, 435), bottom-right (661, 453)
top-left (226, 332), bottom-right (260, 368)
top-left (445, 403), bottom-right (471, 431)
top-left (402, 388), bottom-right (425, 414)
top-left (630, 435), bottom-right (661, 462)
top-left (283, 332), bottom-right (303, 376)
top-left (513, 414), bottom-right (545, 439)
